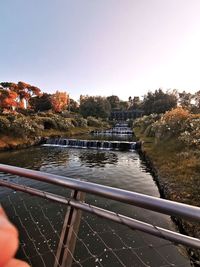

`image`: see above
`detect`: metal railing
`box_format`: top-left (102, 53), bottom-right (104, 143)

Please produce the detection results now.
top-left (0, 163), bottom-right (200, 266)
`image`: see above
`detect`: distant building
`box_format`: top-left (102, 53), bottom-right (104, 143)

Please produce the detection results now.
top-left (110, 109), bottom-right (144, 121)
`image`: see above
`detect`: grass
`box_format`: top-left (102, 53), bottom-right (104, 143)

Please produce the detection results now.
top-left (135, 127), bottom-right (200, 205)
top-left (67, 126), bottom-right (98, 136)
top-left (134, 126), bottom-right (200, 242)
top-left (38, 126), bottom-right (102, 138)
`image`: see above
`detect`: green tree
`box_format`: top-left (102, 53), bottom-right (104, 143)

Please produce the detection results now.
top-left (119, 100), bottom-right (129, 110)
top-left (177, 90), bottom-right (200, 114)
top-left (79, 96), bottom-right (111, 118)
top-left (179, 91), bottom-right (193, 109)
top-left (30, 93), bottom-right (52, 112)
top-left (128, 96), bottom-right (142, 110)
top-left (142, 89), bottom-right (177, 115)
top-left (69, 98), bottom-right (79, 112)
top-left (106, 95), bottom-right (120, 110)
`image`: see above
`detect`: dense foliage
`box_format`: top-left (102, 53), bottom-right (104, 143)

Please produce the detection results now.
top-left (30, 93), bottom-right (52, 112)
top-left (79, 96), bottom-right (111, 118)
top-left (142, 89), bottom-right (177, 115)
top-left (1, 80), bottom-right (200, 120)
top-left (134, 107), bottom-right (200, 149)
top-left (179, 90), bottom-right (200, 112)
top-left (51, 91), bottom-right (69, 113)
top-left (0, 81), bottom-right (70, 113)
top-left (0, 81), bottom-right (41, 111)
top-left (106, 95), bottom-right (120, 109)
top-left (0, 113), bottom-right (106, 138)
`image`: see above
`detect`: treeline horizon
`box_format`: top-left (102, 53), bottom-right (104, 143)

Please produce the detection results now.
top-left (0, 81), bottom-right (199, 118)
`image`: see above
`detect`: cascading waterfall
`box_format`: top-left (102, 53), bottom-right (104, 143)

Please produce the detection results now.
top-left (42, 138), bottom-right (140, 151)
top-left (42, 122), bottom-right (141, 151)
top-left (92, 122), bottom-right (133, 135)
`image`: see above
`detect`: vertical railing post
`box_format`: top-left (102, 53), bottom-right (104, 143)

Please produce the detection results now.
top-left (54, 190), bottom-right (85, 267)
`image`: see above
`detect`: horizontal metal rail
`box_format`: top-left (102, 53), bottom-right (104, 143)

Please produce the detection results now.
top-left (0, 179), bottom-right (200, 249)
top-left (0, 164), bottom-right (200, 222)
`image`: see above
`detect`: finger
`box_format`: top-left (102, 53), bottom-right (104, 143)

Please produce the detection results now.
top-left (4, 258), bottom-right (30, 267)
top-left (0, 210), bottom-right (19, 266)
top-left (0, 206), bottom-right (8, 218)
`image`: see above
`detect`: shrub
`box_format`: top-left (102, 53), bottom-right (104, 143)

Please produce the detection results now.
top-left (87, 116), bottom-right (103, 127)
top-left (135, 108), bottom-right (200, 149)
top-left (33, 113), bottom-right (74, 131)
top-left (73, 116), bottom-right (87, 127)
top-left (153, 108), bottom-right (192, 141)
top-left (61, 111), bottom-right (74, 118)
top-left (35, 117), bottom-right (57, 130)
top-left (144, 124), bottom-right (156, 137)
top-left (0, 116), bottom-right (11, 134)
top-left (178, 116), bottom-right (200, 149)
top-left (9, 116), bottom-right (36, 137)
top-left (54, 117), bottom-right (71, 131)
top-left (7, 113), bottom-right (24, 122)
top-left (133, 114), bottom-right (161, 133)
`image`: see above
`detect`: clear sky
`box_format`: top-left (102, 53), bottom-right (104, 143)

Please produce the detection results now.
top-left (1, 0), bottom-right (200, 101)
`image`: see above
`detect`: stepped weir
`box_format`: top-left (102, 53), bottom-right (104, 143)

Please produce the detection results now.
top-left (43, 138), bottom-right (140, 151)
top-left (92, 122), bottom-right (133, 135)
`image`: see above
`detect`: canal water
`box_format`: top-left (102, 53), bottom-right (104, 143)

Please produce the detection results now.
top-left (0, 141), bottom-right (191, 266)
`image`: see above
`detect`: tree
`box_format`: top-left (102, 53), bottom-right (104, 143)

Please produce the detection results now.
top-left (194, 90), bottom-right (200, 110)
top-left (0, 82), bottom-right (15, 88)
top-left (16, 81), bottom-right (41, 108)
top-left (119, 100), bottom-right (129, 110)
top-left (142, 89), bottom-right (177, 115)
top-left (0, 81), bottom-right (41, 111)
top-left (0, 89), bottom-right (18, 111)
top-left (177, 90), bottom-right (200, 114)
top-left (51, 91), bottom-right (69, 113)
top-left (106, 95), bottom-right (120, 110)
top-left (30, 93), bottom-right (52, 112)
top-left (79, 96), bottom-right (111, 118)
top-left (178, 91), bottom-right (193, 109)
top-left (69, 98), bottom-right (79, 112)
top-left (128, 96), bottom-right (141, 110)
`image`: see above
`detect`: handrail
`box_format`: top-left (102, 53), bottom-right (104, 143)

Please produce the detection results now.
top-left (0, 179), bottom-right (200, 249)
top-left (0, 164), bottom-right (200, 222)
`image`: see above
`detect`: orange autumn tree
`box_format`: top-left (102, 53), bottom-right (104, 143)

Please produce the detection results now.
top-left (14, 81), bottom-right (41, 109)
top-left (0, 89), bottom-right (18, 111)
top-left (51, 91), bottom-right (69, 112)
top-left (0, 82), bottom-right (41, 111)
top-left (0, 83), bottom-right (18, 111)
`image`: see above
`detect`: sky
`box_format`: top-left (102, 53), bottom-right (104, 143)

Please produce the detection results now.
top-left (1, 0), bottom-right (200, 101)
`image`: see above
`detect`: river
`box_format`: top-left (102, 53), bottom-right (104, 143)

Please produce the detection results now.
top-left (0, 142), bottom-right (191, 267)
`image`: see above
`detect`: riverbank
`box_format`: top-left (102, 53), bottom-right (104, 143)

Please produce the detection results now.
top-left (0, 126), bottom-right (99, 151)
top-left (133, 126), bottom-right (200, 263)
top-left (0, 112), bottom-right (110, 151)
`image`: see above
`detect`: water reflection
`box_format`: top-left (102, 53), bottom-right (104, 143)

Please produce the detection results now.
top-left (79, 151), bottom-right (118, 167)
top-left (0, 143), bottom-right (191, 266)
top-left (0, 147), bottom-right (70, 170)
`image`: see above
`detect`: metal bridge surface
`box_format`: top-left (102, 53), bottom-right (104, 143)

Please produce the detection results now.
top-left (0, 163), bottom-right (200, 267)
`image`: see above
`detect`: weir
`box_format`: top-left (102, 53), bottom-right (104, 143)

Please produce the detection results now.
top-left (92, 128), bottom-right (133, 135)
top-left (42, 138), bottom-right (140, 151)
top-left (92, 123), bottom-right (133, 135)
